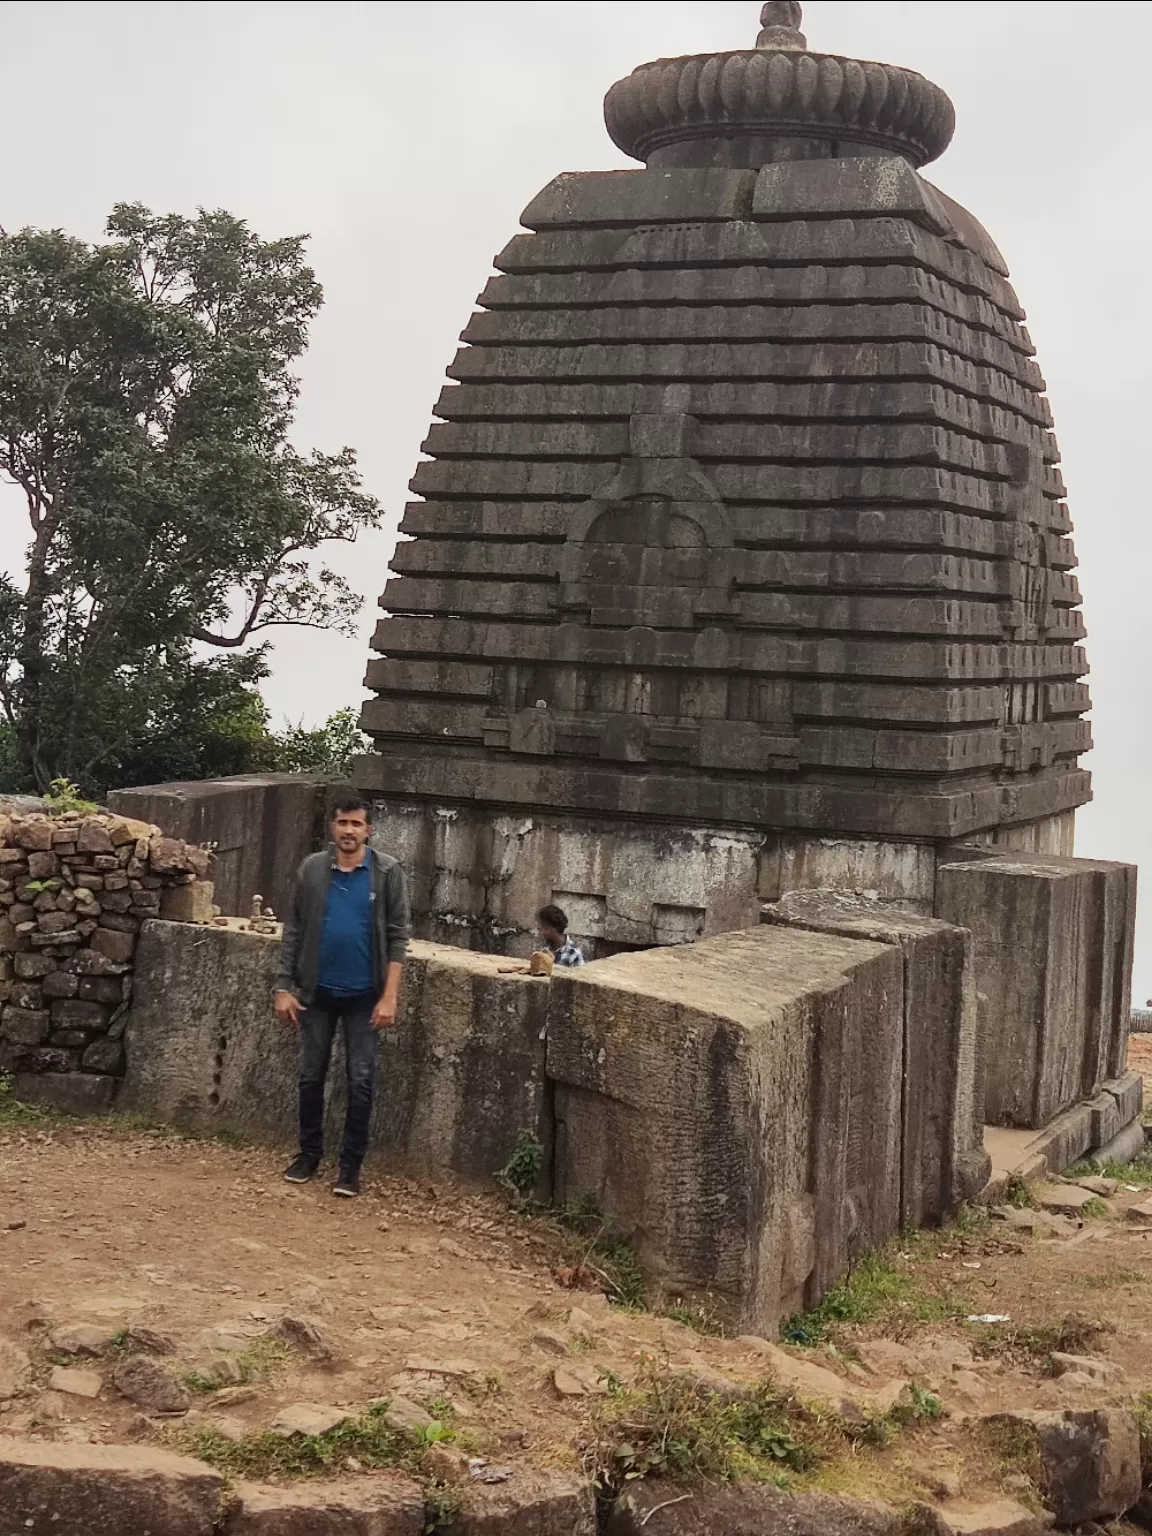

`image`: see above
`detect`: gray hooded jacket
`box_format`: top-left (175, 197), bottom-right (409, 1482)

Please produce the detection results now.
top-left (275, 847), bottom-right (410, 1003)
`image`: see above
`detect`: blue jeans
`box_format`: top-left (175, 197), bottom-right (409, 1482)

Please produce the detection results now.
top-left (298, 988), bottom-right (379, 1169)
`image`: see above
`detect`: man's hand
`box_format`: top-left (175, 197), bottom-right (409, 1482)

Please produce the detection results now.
top-left (274, 990), bottom-right (302, 1028)
top-left (371, 993), bottom-right (398, 1031)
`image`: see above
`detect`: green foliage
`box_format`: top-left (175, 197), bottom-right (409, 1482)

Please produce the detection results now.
top-left (0, 204), bottom-right (382, 793)
top-left (784, 1248), bottom-right (963, 1346)
top-left (0, 1075), bottom-right (54, 1127)
top-left (43, 777), bottom-right (98, 814)
top-left (498, 1128), bottom-right (544, 1203)
top-left (1003, 1174), bottom-right (1036, 1209)
top-left (895, 1383), bottom-right (943, 1424)
top-left (183, 1337), bottom-right (289, 1395)
top-left (588, 1365), bottom-right (814, 1498)
top-left (179, 1398), bottom-right (445, 1481)
top-left (257, 706), bottom-right (370, 778)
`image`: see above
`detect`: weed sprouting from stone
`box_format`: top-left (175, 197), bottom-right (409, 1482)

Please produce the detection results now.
top-left (497, 1128), bottom-right (544, 1203)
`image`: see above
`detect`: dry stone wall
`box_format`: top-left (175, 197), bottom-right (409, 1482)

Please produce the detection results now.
top-left (0, 811), bottom-right (214, 1113)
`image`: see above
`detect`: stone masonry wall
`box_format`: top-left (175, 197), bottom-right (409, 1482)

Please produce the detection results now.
top-left (0, 810), bottom-right (214, 1114)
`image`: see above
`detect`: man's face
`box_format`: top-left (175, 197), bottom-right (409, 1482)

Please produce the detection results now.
top-left (538, 921), bottom-right (561, 948)
top-left (332, 809), bottom-right (371, 855)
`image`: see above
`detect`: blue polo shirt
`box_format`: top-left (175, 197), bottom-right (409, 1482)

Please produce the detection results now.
top-left (317, 857), bottom-right (374, 996)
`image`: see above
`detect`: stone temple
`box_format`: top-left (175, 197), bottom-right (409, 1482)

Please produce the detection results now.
top-left (355, 0), bottom-right (1093, 954)
top-left (95, 2), bottom-right (1140, 1330)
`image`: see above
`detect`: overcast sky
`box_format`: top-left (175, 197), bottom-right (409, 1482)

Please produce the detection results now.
top-left (2, 0), bottom-right (1150, 987)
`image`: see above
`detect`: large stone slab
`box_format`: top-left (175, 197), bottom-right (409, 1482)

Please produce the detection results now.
top-left (607, 1482), bottom-right (903, 1534)
top-left (0, 1439), bottom-right (225, 1536)
top-left (936, 854), bottom-right (1136, 1127)
top-left (449, 1469), bottom-right (596, 1533)
top-left (121, 922), bottom-right (550, 1184)
top-left (547, 924), bottom-right (903, 1333)
top-left (764, 890), bottom-right (989, 1222)
top-left (108, 773), bottom-right (333, 919)
top-left (225, 1475), bottom-right (424, 1534)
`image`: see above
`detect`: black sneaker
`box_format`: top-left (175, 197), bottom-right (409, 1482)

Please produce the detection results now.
top-left (284, 1154), bottom-right (319, 1184)
top-left (333, 1165), bottom-right (360, 1198)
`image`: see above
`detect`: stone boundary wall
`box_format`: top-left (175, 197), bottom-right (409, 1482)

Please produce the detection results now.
top-left (0, 811), bottom-right (215, 1114)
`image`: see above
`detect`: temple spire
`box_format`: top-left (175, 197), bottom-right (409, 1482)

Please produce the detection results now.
top-left (757, 1), bottom-right (807, 50)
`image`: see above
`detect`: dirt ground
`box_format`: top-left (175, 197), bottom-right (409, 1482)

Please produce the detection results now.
top-left (3, 1058), bottom-right (1152, 1514)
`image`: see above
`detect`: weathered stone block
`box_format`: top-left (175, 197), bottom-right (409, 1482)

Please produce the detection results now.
top-left (522, 168), bottom-right (757, 230)
top-left (109, 775), bottom-right (329, 918)
top-left (449, 1469), bottom-right (597, 1533)
top-left (0, 1439), bottom-right (224, 1536)
top-left (91, 927), bottom-right (136, 964)
top-left (77, 821), bottom-right (114, 854)
top-left (988, 1408), bottom-right (1140, 1526)
top-left (159, 879), bottom-right (214, 924)
top-left (11, 818), bottom-right (52, 851)
top-left (14, 952), bottom-right (56, 978)
top-left (14, 1072), bottom-right (117, 1114)
top-left (1, 1005), bottom-right (50, 1045)
top-left (547, 925), bottom-right (904, 1333)
top-left (51, 998), bottom-right (110, 1030)
top-left (608, 1482), bottom-right (903, 1534)
top-left (936, 854), bottom-right (1136, 1127)
top-left (764, 891), bottom-right (988, 1221)
top-left (225, 1476), bottom-right (425, 1534)
top-left (82, 1039), bottom-right (125, 1075)
top-left (0, 915), bottom-right (26, 953)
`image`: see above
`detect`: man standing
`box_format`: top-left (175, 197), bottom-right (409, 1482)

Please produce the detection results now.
top-left (536, 904), bottom-right (585, 968)
top-left (275, 795), bottom-right (410, 1197)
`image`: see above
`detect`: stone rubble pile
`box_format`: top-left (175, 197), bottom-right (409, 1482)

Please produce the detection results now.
top-left (0, 811), bottom-right (214, 1109)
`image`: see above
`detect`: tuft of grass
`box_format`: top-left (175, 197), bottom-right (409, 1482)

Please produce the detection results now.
top-left (0, 1076), bottom-right (56, 1128)
top-left (1093, 1154), bottom-right (1152, 1188)
top-left (661, 1298), bottom-right (726, 1337)
top-left (176, 1399), bottom-right (448, 1481)
top-left (970, 1311), bottom-right (1111, 1370)
top-left (183, 1337), bottom-right (291, 1395)
top-left (1003, 1174), bottom-right (1036, 1209)
top-left (1081, 1197), bottom-right (1109, 1220)
top-left (783, 1248), bottom-right (964, 1346)
top-left (556, 1193), bottom-right (647, 1310)
top-left (977, 1414), bottom-right (1044, 1497)
top-left (584, 1363), bottom-right (815, 1499)
top-left (1081, 1267), bottom-right (1147, 1291)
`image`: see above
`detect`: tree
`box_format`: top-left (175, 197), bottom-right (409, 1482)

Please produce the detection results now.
top-left (0, 203), bottom-right (382, 793)
top-left (260, 707), bottom-right (371, 779)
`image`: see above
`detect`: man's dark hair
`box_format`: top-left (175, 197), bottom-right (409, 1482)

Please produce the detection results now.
top-left (330, 793), bottom-right (373, 823)
top-left (537, 904), bottom-right (568, 933)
